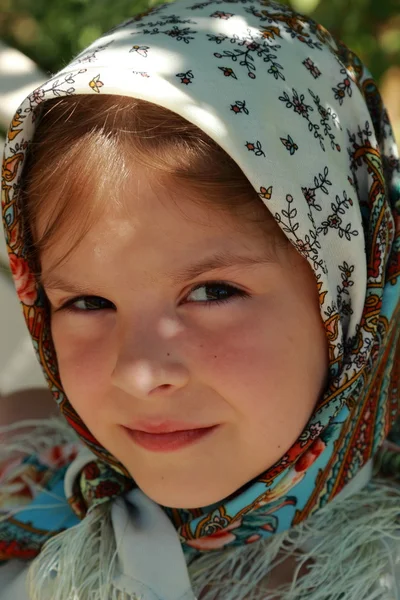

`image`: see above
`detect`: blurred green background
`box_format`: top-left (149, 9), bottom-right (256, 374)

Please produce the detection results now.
top-left (0, 0), bottom-right (399, 139)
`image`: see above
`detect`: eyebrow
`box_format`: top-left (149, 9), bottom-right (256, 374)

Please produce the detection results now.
top-left (40, 248), bottom-right (277, 294)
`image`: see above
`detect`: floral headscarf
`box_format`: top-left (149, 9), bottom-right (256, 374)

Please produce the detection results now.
top-left (1, 0), bottom-right (399, 587)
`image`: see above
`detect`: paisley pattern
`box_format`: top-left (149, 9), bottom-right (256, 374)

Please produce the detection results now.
top-left (1, 0), bottom-right (399, 564)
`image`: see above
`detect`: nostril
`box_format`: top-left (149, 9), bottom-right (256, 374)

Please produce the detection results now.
top-left (149, 383), bottom-right (173, 396)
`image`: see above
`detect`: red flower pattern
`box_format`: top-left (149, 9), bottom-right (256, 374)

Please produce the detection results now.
top-left (8, 253), bottom-right (38, 305)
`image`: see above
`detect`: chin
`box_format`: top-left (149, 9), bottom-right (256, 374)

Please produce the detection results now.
top-left (140, 482), bottom-right (237, 509)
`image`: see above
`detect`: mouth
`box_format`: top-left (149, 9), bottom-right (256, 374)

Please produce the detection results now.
top-left (124, 420), bottom-right (215, 434)
top-left (121, 425), bottom-right (219, 452)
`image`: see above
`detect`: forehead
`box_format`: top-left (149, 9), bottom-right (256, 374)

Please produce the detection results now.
top-left (38, 163), bottom-right (283, 271)
top-left (42, 210), bottom-right (271, 291)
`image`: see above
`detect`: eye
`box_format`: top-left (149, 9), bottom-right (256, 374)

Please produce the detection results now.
top-left (185, 281), bottom-right (249, 305)
top-left (57, 295), bottom-right (114, 313)
top-left (56, 282), bottom-right (249, 314)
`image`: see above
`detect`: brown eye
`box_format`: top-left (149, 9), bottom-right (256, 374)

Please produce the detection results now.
top-left (60, 296), bottom-right (114, 313)
top-left (186, 282), bottom-right (249, 304)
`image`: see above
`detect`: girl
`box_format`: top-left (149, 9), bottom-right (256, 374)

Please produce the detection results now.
top-left (1, 0), bottom-right (399, 598)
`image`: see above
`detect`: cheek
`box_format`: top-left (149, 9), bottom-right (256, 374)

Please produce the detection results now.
top-left (51, 317), bottom-right (113, 413)
top-left (193, 295), bottom-right (327, 432)
top-left (192, 302), bottom-right (293, 396)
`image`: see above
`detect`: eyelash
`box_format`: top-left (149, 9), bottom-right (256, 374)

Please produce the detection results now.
top-left (56, 281), bottom-right (250, 314)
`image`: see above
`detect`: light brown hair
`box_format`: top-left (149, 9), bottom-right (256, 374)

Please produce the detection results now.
top-left (20, 94), bottom-right (283, 277)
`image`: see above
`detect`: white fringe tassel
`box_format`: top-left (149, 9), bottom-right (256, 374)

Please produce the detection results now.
top-left (26, 502), bottom-right (140, 600)
top-left (0, 416), bottom-right (140, 598)
top-left (0, 416), bottom-right (82, 460)
top-left (188, 478), bottom-right (400, 600)
top-left (24, 477), bottom-right (400, 600)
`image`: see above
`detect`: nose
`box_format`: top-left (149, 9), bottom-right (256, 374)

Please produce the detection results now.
top-left (110, 319), bottom-right (190, 398)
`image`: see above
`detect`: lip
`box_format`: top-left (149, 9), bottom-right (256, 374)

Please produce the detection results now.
top-left (122, 425), bottom-right (219, 452)
top-left (124, 421), bottom-right (214, 434)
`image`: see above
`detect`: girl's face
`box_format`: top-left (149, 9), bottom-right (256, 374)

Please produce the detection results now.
top-left (41, 167), bottom-right (329, 508)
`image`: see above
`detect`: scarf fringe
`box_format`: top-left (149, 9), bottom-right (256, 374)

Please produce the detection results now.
top-left (23, 476), bottom-right (400, 600)
top-left (26, 501), bottom-right (141, 600)
top-left (188, 477), bottom-right (400, 600)
top-left (0, 417), bottom-right (139, 598)
top-left (0, 416), bottom-right (82, 461)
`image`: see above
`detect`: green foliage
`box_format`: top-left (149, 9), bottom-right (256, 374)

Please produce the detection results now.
top-left (0, 0), bottom-right (163, 74)
top-left (283, 0), bottom-right (400, 84)
top-left (0, 0), bottom-right (398, 82)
